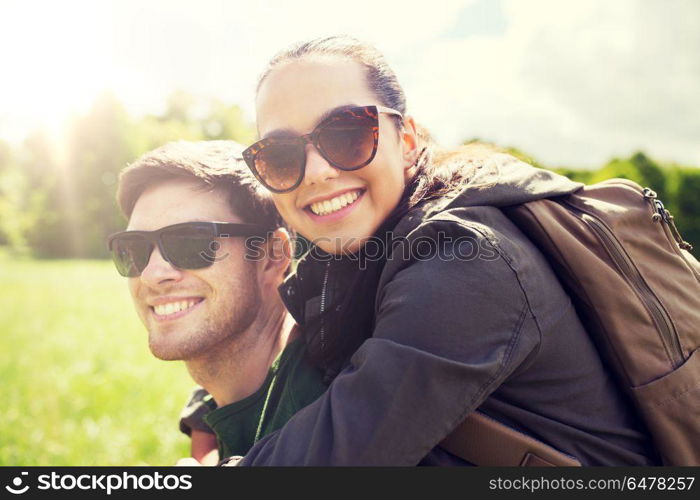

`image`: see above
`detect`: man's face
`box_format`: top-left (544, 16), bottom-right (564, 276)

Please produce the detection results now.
top-left (127, 179), bottom-right (261, 361)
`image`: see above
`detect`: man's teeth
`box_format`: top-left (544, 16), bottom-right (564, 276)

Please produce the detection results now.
top-left (309, 190), bottom-right (361, 216)
top-left (153, 299), bottom-right (199, 316)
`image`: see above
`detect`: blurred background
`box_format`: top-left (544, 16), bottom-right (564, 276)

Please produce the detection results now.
top-left (1, 0), bottom-right (698, 465)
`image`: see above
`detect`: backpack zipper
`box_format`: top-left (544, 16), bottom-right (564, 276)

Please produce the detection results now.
top-left (643, 188), bottom-right (699, 282)
top-left (643, 188), bottom-right (693, 252)
top-left (319, 260), bottom-right (331, 352)
top-left (562, 200), bottom-right (684, 369)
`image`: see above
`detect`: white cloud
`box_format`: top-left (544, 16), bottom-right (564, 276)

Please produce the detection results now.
top-left (406, 0), bottom-right (700, 166)
top-left (0, 0), bottom-right (698, 167)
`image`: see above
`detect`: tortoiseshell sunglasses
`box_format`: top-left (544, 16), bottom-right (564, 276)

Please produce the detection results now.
top-left (241, 105), bottom-right (402, 193)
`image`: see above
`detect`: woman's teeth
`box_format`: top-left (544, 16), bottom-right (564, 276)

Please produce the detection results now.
top-left (153, 299), bottom-right (199, 316)
top-left (309, 190), bottom-right (361, 216)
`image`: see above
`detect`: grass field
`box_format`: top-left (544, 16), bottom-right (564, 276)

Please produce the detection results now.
top-left (0, 251), bottom-right (194, 465)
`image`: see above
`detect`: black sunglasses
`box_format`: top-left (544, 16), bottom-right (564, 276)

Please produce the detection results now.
top-left (241, 105), bottom-right (402, 193)
top-left (107, 222), bottom-right (269, 278)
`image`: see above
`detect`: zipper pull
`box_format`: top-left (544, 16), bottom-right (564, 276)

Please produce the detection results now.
top-left (665, 210), bottom-right (694, 251)
top-left (643, 188), bottom-right (662, 222)
top-left (644, 187), bottom-right (693, 251)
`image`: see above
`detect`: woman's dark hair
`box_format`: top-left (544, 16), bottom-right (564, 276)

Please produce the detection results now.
top-left (258, 36), bottom-right (497, 379)
top-left (257, 35), bottom-right (407, 116)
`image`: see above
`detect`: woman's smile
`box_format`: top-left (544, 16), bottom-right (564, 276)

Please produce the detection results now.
top-left (303, 187), bottom-right (366, 221)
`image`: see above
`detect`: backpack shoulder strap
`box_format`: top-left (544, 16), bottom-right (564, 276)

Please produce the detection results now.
top-left (440, 411), bottom-right (581, 466)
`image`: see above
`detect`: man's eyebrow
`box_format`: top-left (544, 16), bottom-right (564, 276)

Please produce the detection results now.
top-left (261, 104), bottom-right (359, 140)
top-left (126, 219), bottom-right (215, 231)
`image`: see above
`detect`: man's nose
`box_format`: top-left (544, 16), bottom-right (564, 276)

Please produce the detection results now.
top-left (139, 246), bottom-right (184, 286)
top-left (303, 144), bottom-right (339, 186)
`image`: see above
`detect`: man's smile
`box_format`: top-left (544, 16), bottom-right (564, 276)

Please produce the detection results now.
top-left (148, 296), bottom-right (204, 321)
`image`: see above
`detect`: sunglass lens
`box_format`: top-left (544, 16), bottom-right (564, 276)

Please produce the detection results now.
top-left (161, 226), bottom-right (217, 270)
top-left (111, 236), bottom-right (152, 277)
top-left (255, 141), bottom-right (305, 192)
top-left (318, 111), bottom-right (376, 169)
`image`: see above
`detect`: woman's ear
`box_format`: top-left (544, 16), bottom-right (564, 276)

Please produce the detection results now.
top-left (258, 227), bottom-right (292, 287)
top-left (400, 116), bottom-right (419, 180)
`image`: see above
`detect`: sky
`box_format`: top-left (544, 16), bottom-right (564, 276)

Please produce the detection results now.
top-left (0, 0), bottom-right (698, 168)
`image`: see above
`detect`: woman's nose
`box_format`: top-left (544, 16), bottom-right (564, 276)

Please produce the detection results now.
top-left (303, 144), bottom-right (339, 186)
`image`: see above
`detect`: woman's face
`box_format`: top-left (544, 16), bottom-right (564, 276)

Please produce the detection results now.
top-left (256, 58), bottom-right (417, 254)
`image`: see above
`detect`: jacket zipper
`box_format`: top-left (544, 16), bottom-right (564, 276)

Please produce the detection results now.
top-left (562, 200), bottom-right (684, 369)
top-left (319, 261), bottom-right (331, 352)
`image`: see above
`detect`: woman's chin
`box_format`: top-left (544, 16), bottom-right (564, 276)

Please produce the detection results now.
top-left (314, 231), bottom-right (374, 256)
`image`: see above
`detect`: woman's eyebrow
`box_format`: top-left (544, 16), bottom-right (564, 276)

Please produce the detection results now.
top-left (262, 128), bottom-right (298, 140)
top-left (315, 104), bottom-right (357, 125)
top-left (261, 104), bottom-right (358, 139)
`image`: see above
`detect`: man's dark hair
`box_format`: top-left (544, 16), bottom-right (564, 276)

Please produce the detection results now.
top-left (117, 140), bottom-right (284, 233)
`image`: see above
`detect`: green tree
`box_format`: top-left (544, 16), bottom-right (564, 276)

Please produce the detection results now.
top-left (553, 167), bottom-right (594, 185)
top-left (200, 99), bottom-right (255, 145)
top-left (630, 152), bottom-right (667, 200)
top-left (0, 139), bottom-right (13, 246)
top-left (671, 167), bottom-right (700, 252)
top-left (27, 93), bottom-right (137, 257)
top-left (0, 136), bottom-right (51, 253)
top-left (21, 91), bottom-right (256, 258)
top-left (591, 152), bottom-right (667, 199)
top-left (591, 156), bottom-right (643, 185)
